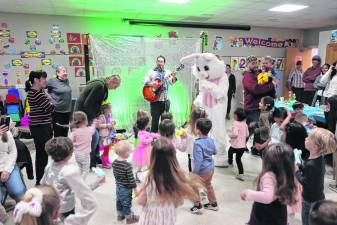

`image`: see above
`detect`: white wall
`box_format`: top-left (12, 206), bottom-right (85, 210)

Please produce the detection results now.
top-left (318, 29), bottom-right (337, 63)
top-left (0, 12), bottom-right (302, 100)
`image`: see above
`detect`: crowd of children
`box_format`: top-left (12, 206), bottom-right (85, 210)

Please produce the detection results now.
top-left (1, 94), bottom-right (337, 225)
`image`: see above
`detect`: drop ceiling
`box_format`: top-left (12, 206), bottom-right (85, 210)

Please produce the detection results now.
top-left (0, 0), bottom-right (336, 29)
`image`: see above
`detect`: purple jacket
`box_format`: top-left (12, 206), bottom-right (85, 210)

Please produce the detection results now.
top-left (243, 71), bottom-right (275, 111)
top-left (302, 66), bottom-right (321, 91)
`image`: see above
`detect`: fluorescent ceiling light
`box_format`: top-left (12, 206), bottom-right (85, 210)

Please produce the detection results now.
top-left (269, 4), bottom-right (308, 12)
top-left (158, 0), bottom-right (190, 4)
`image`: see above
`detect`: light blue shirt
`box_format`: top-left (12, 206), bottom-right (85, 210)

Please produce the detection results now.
top-left (192, 136), bottom-right (217, 175)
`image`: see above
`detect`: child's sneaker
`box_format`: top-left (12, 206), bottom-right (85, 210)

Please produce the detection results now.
top-left (126, 215), bottom-right (139, 224)
top-left (236, 174), bottom-right (245, 181)
top-left (190, 204), bottom-right (203, 214)
top-left (117, 215), bottom-right (125, 221)
top-left (203, 202), bottom-right (219, 211)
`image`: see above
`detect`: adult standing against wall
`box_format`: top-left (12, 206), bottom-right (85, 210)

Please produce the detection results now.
top-left (47, 66), bottom-right (72, 137)
top-left (287, 61), bottom-right (304, 102)
top-left (75, 74), bottom-right (121, 168)
top-left (242, 56), bottom-right (276, 136)
top-left (302, 55), bottom-right (322, 105)
top-left (25, 71), bottom-right (55, 185)
top-left (226, 64), bottom-right (236, 120)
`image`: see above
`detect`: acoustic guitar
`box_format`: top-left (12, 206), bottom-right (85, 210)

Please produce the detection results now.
top-left (143, 64), bottom-right (184, 102)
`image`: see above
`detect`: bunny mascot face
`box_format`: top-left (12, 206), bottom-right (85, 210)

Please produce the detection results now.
top-left (181, 53), bottom-right (229, 167)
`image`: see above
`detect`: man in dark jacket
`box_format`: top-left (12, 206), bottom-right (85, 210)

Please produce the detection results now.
top-left (242, 56), bottom-right (276, 136)
top-left (226, 64), bottom-right (236, 120)
top-left (75, 75), bottom-right (121, 167)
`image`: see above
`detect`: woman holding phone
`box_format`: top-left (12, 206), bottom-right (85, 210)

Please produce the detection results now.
top-left (0, 121), bottom-right (26, 204)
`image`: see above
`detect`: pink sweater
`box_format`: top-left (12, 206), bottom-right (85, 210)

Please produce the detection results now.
top-left (245, 172), bottom-right (277, 204)
top-left (229, 120), bottom-right (249, 149)
top-left (71, 126), bottom-right (96, 155)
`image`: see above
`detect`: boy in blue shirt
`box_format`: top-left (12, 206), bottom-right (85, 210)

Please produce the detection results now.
top-left (191, 118), bottom-right (218, 214)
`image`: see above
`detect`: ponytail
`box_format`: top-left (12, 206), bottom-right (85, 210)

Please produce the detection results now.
top-left (25, 71), bottom-right (48, 92)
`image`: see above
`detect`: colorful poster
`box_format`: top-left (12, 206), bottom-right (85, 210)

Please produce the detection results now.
top-left (0, 30), bottom-right (10, 37)
top-left (68, 44), bottom-right (82, 54)
top-left (67, 33), bottom-right (81, 43)
top-left (238, 57), bottom-right (247, 70)
top-left (26, 31), bottom-right (37, 38)
top-left (213, 36), bottom-right (223, 50)
top-left (230, 57), bottom-right (239, 71)
top-left (21, 51), bottom-right (45, 58)
top-left (69, 56), bottom-right (83, 66)
top-left (75, 67), bottom-right (85, 77)
top-left (12, 59), bottom-right (23, 66)
top-left (275, 58), bottom-right (285, 70)
top-left (257, 57), bottom-right (263, 70)
top-left (41, 59), bottom-right (52, 66)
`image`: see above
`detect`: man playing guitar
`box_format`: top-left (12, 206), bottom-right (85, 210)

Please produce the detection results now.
top-left (143, 55), bottom-right (177, 132)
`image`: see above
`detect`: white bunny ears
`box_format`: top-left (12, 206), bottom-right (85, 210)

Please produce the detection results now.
top-left (180, 53), bottom-right (217, 64)
top-left (13, 188), bottom-right (43, 223)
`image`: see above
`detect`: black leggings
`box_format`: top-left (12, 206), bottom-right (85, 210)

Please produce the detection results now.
top-left (30, 124), bottom-right (53, 185)
top-left (228, 147), bottom-right (245, 174)
top-left (188, 154), bottom-right (192, 172)
top-left (52, 112), bottom-right (71, 137)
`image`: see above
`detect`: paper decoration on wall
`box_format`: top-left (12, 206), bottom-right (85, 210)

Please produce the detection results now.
top-left (30, 45), bottom-right (37, 51)
top-left (23, 64), bottom-right (30, 69)
top-left (24, 39), bottom-right (30, 45)
top-left (229, 36), bottom-right (299, 48)
top-left (230, 57), bottom-right (239, 71)
top-left (168, 31), bottom-right (178, 38)
top-left (213, 36), bottom-right (223, 50)
top-left (24, 70), bottom-right (30, 76)
top-left (275, 58), bottom-right (285, 70)
top-left (2, 70), bottom-right (9, 76)
top-left (69, 56), bottom-right (83, 66)
top-left (41, 59), bottom-right (52, 66)
top-left (60, 50), bottom-right (66, 55)
top-left (1, 23), bottom-right (7, 28)
top-left (67, 33), bottom-right (81, 43)
top-left (51, 25), bottom-right (61, 38)
top-left (15, 72), bottom-right (23, 77)
top-left (55, 44), bottom-right (61, 49)
top-left (35, 39), bottom-right (41, 45)
top-left (21, 51), bottom-right (46, 58)
top-left (59, 38), bottom-right (65, 44)
top-left (8, 37), bottom-right (14, 43)
top-left (4, 63), bottom-right (11, 69)
top-left (238, 57), bottom-right (246, 70)
top-left (0, 30), bottom-right (10, 37)
top-left (12, 59), bottom-right (23, 66)
top-left (2, 42), bottom-right (9, 48)
top-left (331, 30), bottom-right (337, 43)
top-left (68, 44), bottom-right (82, 54)
top-left (4, 79), bottom-right (8, 86)
top-left (50, 50), bottom-right (56, 55)
top-left (35, 64), bottom-right (42, 71)
top-left (75, 67), bottom-right (85, 77)
top-left (26, 31), bottom-right (37, 38)
top-left (49, 38), bottom-right (55, 44)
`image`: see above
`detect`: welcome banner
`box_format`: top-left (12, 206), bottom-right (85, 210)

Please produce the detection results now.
top-left (229, 36), bottom-right (299, 48)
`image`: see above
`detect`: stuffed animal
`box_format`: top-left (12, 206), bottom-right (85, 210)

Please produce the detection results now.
top-left (180, 53), bottom-right (229, 167)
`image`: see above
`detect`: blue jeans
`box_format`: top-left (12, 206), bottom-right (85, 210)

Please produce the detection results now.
top-left (116, 184), bottom-right (133, 218)
top-left (0, 165), bottom-right (26, 202)
top-left (90, 129), bottom-right (100, 167)
top-left (302, 200), bottom-right (313, 225)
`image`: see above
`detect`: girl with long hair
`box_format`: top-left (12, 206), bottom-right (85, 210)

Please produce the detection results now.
top-left (136, 137), bottom-right (200, 225)
top-left (241, 144), bottom-right (296, 225)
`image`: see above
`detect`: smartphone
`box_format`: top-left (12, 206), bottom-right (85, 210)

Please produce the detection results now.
top-left (0, 116), bottom-right (10, 128)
